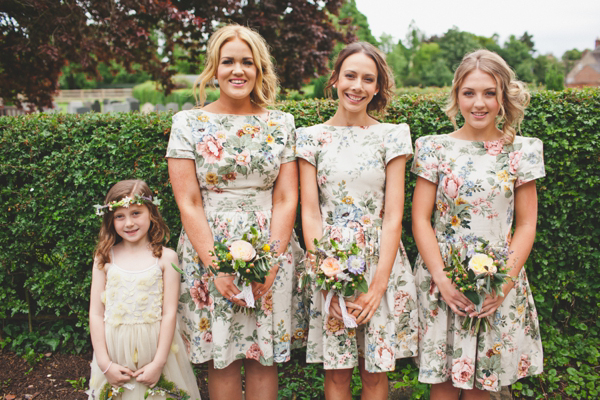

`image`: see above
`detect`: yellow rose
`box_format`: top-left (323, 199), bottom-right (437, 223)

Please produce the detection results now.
top-left (468, 254), bottom-right (494, 274)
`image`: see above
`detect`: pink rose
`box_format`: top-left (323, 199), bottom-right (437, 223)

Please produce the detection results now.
top-left (451, 356), bottom-right (475, 384)
top-left (441, 173), bottom-right (463, 199)
top-left (484, 140), bottom-right (504, 156)
top-left (235, 149), bottom-right (251, 166)
top-left (328, 226), bottom-right (343, 242)
top-left (376, 345), bottom-right (395, 370)
top-left (229, 240), bottom-right (256, 261)
top-left (320, 257), bottom-right (342, 277)
top-left (394, 291), bottom-right (410, 316)
top-left (517, 354), bottom-right (531, 378)
top-left (202, 331), bottom-right (213, 343)
top-left (478, 373), bottom-right (499, 390)
top-left (509, 151), bottom-right (522, 174)
top-left (196, 135), bottom-right (225, 163)
top-left (246, 343), bottom-right (263, 361)
top-left (439, 162), bottom-right (452, 175)
top-left (256, 212), bottom-right (267, 230)
top-left (190, 278), bottom-right (213, 310)
top-left (354, 227), bottom-right (366, 249)
top-left (318, 174), bottom-right (327, 185)
top-left (318, 131), bottom-right (332, 145)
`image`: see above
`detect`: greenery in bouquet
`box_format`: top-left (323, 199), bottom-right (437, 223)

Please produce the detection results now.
top-left (144, 374), bottom-right (190, 399)
top-left (444, 238), bottom-right (512, 334)
top-left (309, 236), bottom-right (369, 297)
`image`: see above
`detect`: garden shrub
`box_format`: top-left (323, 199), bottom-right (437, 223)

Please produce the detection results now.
top-left (1, 89), bottom-right (598, 398)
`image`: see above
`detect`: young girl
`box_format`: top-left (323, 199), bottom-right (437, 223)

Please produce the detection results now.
top-left (167, 24), bottom-right (302, 400)
top-left (296, 42), bottom-right (418, 400)
top-left (87, 180), bottom-right (201, 399)
top-left (411, 49), bottom-right (544, 398)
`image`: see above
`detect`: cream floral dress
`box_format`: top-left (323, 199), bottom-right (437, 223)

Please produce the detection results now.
top-left (296, 123), bottom-right (419, 373)
top-left (166, 110), bottom-right (305, 369)
top-left (411, 134), bottom-right (545, 391)
top-left (87, 255), bottom-right (200, 399)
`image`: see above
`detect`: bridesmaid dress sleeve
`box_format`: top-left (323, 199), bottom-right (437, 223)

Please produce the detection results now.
top-left (166, 111), bottom-right (195, 159)
top-left (295, 126), bottom-right (317, 167)
top-left (410, 136), bottom-right (440, 184)
top-left (384, 123), bottom-right (413, 165)
top-left (514, 137), bottom-right (545, 187)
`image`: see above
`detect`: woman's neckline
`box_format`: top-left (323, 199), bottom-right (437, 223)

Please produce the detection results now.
top-left (444, 133), bottom-right (505, 143)
top-left (198, 108), bottom-right (271, 119)
top-left (322, 122), bottom-right (384, 128)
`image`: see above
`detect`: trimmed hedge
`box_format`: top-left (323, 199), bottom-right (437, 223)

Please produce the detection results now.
top-left (1, 89), bottom-right (599, 398)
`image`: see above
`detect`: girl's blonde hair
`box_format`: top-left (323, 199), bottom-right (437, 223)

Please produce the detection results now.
top-left (325, 41), bottom-right (395, 115)
top-left (445, 49), bottom-right (530, 144)
top-left (94, 180), bottom-right (169, 270)
top-left (194, 24), bottom-right (278, 107)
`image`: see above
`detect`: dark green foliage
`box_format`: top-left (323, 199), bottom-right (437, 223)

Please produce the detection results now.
top-left (1, 89), bottom-right (599, 397)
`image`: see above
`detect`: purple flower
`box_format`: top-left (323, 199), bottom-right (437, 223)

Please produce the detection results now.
top-left (347, 255), bottom-right (365, 275)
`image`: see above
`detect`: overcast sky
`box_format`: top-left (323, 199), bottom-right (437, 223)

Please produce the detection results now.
top-left (354, 0), bottom-right (600, 57)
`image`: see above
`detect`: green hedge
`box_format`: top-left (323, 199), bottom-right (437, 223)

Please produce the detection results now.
top-left (1, 89), bottom-right (599, 398)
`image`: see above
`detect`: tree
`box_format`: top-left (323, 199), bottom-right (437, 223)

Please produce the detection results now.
top-left (500, 35), bottom-right (534, 82)
top-left (339, 0), bottom-right (378, 46)
top-left (562, 48), bottom-right (583, 75)
top-left (0, 0), bottom-right (353, 109)
top-left (379, 33), bottom-right (408, 86)
top-left (519, 31), bottom-right (536, 54)
top-left (437, 27), bottom-right (480, 72)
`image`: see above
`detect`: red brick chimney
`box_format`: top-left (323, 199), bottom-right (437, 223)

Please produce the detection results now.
top-left (596, 38), bottom-right (600, 49)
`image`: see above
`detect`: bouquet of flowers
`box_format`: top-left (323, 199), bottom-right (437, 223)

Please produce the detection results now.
top-left (306, 236), bottom-right (369, 328)
top-left (445, 238), bottom-right (512, 334)
top-left (208, 226), bottom-right (284, 310)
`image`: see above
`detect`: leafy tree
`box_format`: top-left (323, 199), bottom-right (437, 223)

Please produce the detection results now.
top-left (519, 31), bottom-right (536, 54)
top-left (545, 65), bottom-right (565, 91)
top-left (407, 42), bottom-right (452, 87)
top-left (380, 33), bottom-right (408, 86)
top-left (500, 35), bottom-right (534, 82)
top-left (0, 0), bottom-right (353, 109)
top-left (339, 0), bottom-right (378, 46)
top-left (437, 27), bottom-right (480, 72)
top-left (562, 48), bottom-right (583, 75)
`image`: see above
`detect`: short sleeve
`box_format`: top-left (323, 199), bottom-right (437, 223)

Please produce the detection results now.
top-left (280, 113), bottom-right (296, 164)
top-left (410, 136), bottom-right (440, 183)
top-left (295, 126), bottom-right (318, 166)
top-left (166, 111), bottom-right (195, 159)
top-left (514, 137), bottom-right (545, 187)
top-left (384, 123), bottom-right (413, 165)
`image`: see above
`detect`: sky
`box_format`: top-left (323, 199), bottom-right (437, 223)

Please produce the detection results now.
top-left (354, 0), bottom-right (600, 57)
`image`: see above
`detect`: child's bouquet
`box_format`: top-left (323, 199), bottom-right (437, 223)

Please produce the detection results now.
top-left (208, 227), bottom-right (284, 311)
top-left (445, 238), bottom-right (512, 334)
top-left (305, 236), bottom-right (369, 328)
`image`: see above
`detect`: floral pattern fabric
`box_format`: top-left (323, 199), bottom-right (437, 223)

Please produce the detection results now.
top-left (166, 109), bottom-right (305, 369)
top-left (411, 134), bottom-right (545, 391)
top-left (296, 123), bottom-right (419, 373)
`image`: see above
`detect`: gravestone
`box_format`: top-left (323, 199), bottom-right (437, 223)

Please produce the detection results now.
top-left (141, 103), bottom-right (155, 114)
top-left (126, 98), bottom-right (140, 112)
top-left (165, 102), bottom-right (179, 112)
top-left (155, 104), bottom-right (166, 112)
top-left (91, 100), bottom-right (101, 112)
top-left (110, 103), bottom-right (130, 113)
top-left (75, 106), bottom-right (91, 114)
top-left (182, 102), bottom-right (194, 110)
top-left (67, 101), bottom-right (84, 114)
top-left (103, 99), bottom-right (110, 105)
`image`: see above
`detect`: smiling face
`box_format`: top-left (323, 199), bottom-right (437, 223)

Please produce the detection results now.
top-left (216, 38), bottom-right (257, 103)
top-left (458, 69), bottom-right (501, 135)
top-left (113, 204), bottom-right (151, 246)
top-left (335, 52), bottom-right (379, 116)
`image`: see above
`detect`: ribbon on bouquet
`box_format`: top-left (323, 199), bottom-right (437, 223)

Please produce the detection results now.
top-left (234, 282), bottom-right (256, 308)
top-left (323, 291), bottom-right (357, 328)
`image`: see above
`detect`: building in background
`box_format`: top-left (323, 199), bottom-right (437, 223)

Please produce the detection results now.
top-left (566, 39), bottom-right (600, 88)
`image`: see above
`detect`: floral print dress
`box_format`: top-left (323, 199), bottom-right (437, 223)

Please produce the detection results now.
top-left (296, 124), bottom-right (419, 373)
top-left (166, 110), bottom-right (305, 369)
top-left (411, 135), bottom-right (545, 391)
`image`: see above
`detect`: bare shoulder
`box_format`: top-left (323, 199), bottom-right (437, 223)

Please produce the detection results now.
top-left (161, 247), bottom-right (178, 263)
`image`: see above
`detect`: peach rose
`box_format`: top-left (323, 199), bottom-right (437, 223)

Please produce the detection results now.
top-left (235, 149), bottom-right (251, 166)
top-left (196, 135), bottom-right (225, 163)
top-left (328, 226), bottom-right (343, 242)
top-left (246, 343), bottom-right (263, 361)
top-left (509, 151), bottom-right (522, 174)
top-left (484, 140), bottom-right (504, 156)
top-left (441, 173), bottom-right (463, 199)
top-left (517, 354), bottom-right (531, 378)
top-left (478, 373), bottom-right (499, 390)
top-left (202, 331), bottom-right (213, 343)
top-left (451, 356), bottom-right (475, 384)
top-left (229, 240), bottom-right (256, 261)
top-left (394, 291), bottom-right (410, 316)
top-left (320, 257), bottom-right (342, 277)
top-left (376, 345), bottom-right (395, 370)
top-left (190, 278), bottom-right (213, 310)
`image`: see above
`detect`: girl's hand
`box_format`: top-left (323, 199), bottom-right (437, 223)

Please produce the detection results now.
top-left (435, 274), bottom-right (475, 317)
top-left (251, 267), bottom-right (278, 299)
top-left (325, 292), bottom-right (362, 322)
top-left (213, 273), bottom-right (246, 307)
top-left (349, 288), bottom-right (385, 325)
top-left (104, 362), bottom-right (133, 387)
top-left (133, 361), bottom-right (162, 388)
top-left (474, 282), bottom-right (515, 318)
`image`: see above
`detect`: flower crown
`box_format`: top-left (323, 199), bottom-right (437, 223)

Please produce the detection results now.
top-left (94, 194), bottom-right (161, 216)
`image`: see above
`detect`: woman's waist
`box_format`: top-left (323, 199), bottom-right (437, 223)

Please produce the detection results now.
top-left (202, 189), bottom-right (274, 212)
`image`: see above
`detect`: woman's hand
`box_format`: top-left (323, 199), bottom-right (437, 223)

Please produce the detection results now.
top-left (324, 291), bottom-right (363, 321)
top-left (133, 361), bottom-right (162, 388)
top-left (435, 274), bottom-right (475, 317)
top-left (104, 362), bottom-right (133, 387)
top-left (213, 273), bottom-right (246, 307)
top-left (251, 267), bottom-right (278, 299)
top-left (349, 288), bottom-right (386, 325)
top-left (474, 282), bottom-right (515, 318)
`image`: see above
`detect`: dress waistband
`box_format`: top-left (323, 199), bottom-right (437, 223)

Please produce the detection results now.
top-left (203, 189), bottom-right (273, 212)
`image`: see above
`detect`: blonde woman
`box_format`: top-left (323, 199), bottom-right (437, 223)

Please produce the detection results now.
top-left (166, 24), bottom-right (302, 400)
top-left (411, 49), bottom-right (545, 399)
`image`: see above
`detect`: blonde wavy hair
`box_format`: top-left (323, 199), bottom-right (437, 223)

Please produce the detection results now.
top-left (445, 49), bottom-right (530, 144)
top-left (194, 24), bottom-right (278, 108)
top-left (94, 180), bottom-right (169, 270)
